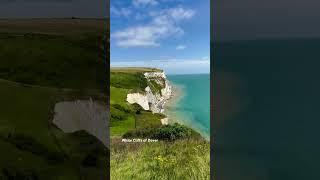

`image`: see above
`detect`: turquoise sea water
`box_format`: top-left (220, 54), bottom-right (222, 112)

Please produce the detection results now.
top-left (167, 74), bottom-right (210, 139)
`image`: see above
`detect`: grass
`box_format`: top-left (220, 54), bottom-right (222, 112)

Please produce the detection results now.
top-left (148, 79), bottom-right (165, 95)
top-left (0, 19), bottom-right (106, 35)
top-left (110, 86), bottom-right (129, 106)
top-left (110, 83), bottom-right (164, 137)
top-left (0, 80), bottom-right (108, 179)
top-left (110, 68), bottom-right (165, 137)
top-left (0, 32), bottom-right (107, 90)
top-left (110, 72), bottom-right (147, 93)
top-left (110, 67), bottom-right (162, 74)
top-left (0, 19), bottom-right (108, 179)
top-left (0, 80), bottom-right (57, 149)
top-left (135, 111), bottom-right (164, 128)
top-left (110, 116), bottom-right (136, 137)
top-left (111, 138), bottom-right (210, 180)
top-left (110, 68), bottom-right (210, 179)
top-left (110, 86), bottom-right (134, 136)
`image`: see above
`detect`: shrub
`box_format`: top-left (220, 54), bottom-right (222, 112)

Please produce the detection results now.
top-left (7, 134), bottom-right (47, 155)
top-left (122, 128), bottom-right (153, 139)
top-left (131, 103), bottom-right (143, 114)
top-left (122, 123), bottom-right (201, 141)
top-left (151, 123), bottom-right (200, 141)
top-left (46, 152), bottom-right (65, 165)
top-left (110, 106), bottom-right (127, 121)
top-left (5, 133), bottom-right (65, 164)
top-left (2, 166), bottom-right (39, 180)
top-left (112, 104), bottom-right (132, 113)
top-left (82, 154), bottom-right (98, 167)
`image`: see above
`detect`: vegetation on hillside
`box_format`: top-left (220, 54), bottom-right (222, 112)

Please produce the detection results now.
top-left (110, 68), bottom-right (210, 179)
top-left (148, 79), bottom-right (165, 95)
top-left (110, 67), bottom-right (162, 73)
top-left (110, 72), bottom-right (147, 93)
top-left (0, 19), bottom-right (108, 179)
top-left (111, 139), bottom-right (210, 180)
top-left (0, 32), bottom-right (107, 91)
top-left (123, 123), bottom-right (202, 141)
top-left (110, 85), bottom-right (164, 136)
top-left (110, 69), bottom-right (167, 136)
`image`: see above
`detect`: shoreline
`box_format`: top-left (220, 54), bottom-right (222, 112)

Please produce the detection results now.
top-left (164, 81), bottom-right (210, 140)
top-left (163, 81), bottom-right (185, 122)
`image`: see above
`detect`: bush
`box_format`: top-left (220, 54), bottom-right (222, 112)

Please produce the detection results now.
top-left (5, 133), bottom-right (65, 164)
top-left (7, 134), bottom-right (47, 155)
top-left (71, 130), bottom-right (107, 156)
top-left (122, 128), bottom-right (153, 139)
top-left (46, 152), bottom-right (65, 165)
top-left (2, 166), bottom-right (39, 180)
top-left (123, 123), bottom-right (201, 141)
top-left (110, 106), bottom-right (127, 121)
top-left (112, 104), bottom-right (132, 113)
top-left (82, 154), bottom-right (98, 167)
top-left (152, 123), bottom-right (200, 141)
top-left (131, 103), bottom-right (143, 114)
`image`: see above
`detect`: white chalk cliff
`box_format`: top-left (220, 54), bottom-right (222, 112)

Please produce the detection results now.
top-left (126, 72), bottom-right (172, 115)
top-left (52, 98), bottom-right (109, 147)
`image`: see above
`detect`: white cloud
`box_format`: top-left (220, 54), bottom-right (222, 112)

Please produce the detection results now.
top-left (111, 25), bottom-right (183, 47)
top-left (111, 7), bottom-right (195, 48)
top-left (166, 7), bottom-right (195, 21)
top-left (150, 7), bottom-right (195, 22)
top-left (133, 0), bottom-right (158, 7)
top-left (176, 45), bottom-right (186, 50)
top-left (111, 6), bottom-right (132, 17)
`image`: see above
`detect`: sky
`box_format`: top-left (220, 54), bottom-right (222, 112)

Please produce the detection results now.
top-left (215, 0), bottom-right (320, 41)
top-left (110, 0), bottom-right (210, 75)
top-left (0, 0), bottom-right (108, 18)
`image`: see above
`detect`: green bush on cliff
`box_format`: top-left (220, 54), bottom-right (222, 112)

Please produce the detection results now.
top-left (123, 123), bottom-right (201, 141)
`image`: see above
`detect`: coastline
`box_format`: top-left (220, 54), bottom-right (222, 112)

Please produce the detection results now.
top-left (164, 80), bottom-right (210, 140)
top-left (164, 81), bottom-right (185, 122)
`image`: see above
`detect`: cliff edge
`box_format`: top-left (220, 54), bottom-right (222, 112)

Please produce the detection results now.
top-left (126, 71), bottom-right (172, 114)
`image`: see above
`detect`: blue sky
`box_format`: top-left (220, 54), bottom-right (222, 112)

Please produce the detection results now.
top-left (110, 0), bottom-right (210, 74)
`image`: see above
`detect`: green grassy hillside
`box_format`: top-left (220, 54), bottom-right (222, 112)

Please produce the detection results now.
top-left (110, 68), bottom-right (210, 179)
top-left (111, 138), bottom-right (210, 179)
top-left (110, 68), bottom-right (165, 136)
top-left (0, 19), bottom-right (108, 179)
top-left (0, 33), bottom-right (106, 90)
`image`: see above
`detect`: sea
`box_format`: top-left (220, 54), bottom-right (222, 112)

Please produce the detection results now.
top-left (214, 39), bottom-right (320, 180)
top-left (166, 74), bottom-right (210, 139)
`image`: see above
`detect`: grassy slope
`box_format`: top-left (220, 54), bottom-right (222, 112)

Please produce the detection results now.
top-left (110, 68), bottom-right (210, 179)
top-left (0, 33), bottom-right (107, 90)
top-left (110, 67), bottom-right (162, 73)
top-left (0, 79), bottom-right (108, 179)
top-left (110, 68), bottom-right (164, 136)
top-left (0, 19), bottom-right (108, 179)
top-left (111, 139), bottom-right (210, 180)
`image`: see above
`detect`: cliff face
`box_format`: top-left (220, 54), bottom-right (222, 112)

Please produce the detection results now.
top-left (53, 98), bottom-right (108, 147)
top-left (126, 72), bottom-right (172, 114)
